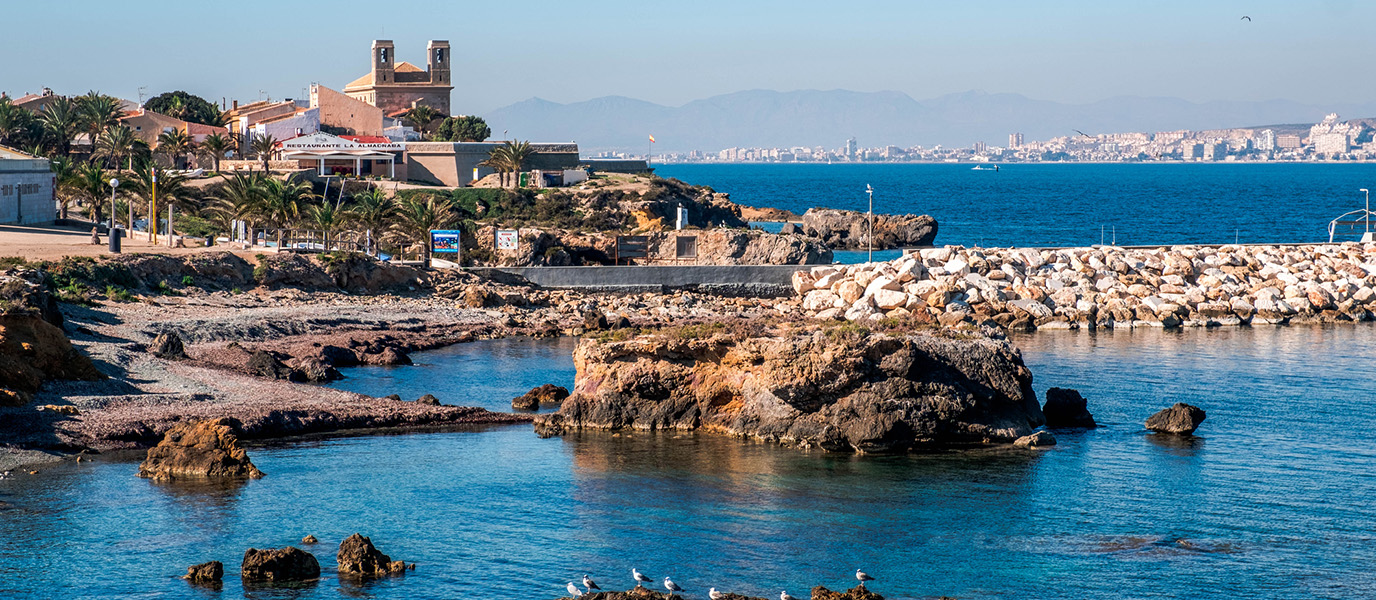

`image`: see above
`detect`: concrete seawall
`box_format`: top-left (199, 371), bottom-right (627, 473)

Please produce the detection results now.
top-left (467, 265), bottom-right (809, 296)
top-left (794, 242), bottom-right (1376, 330)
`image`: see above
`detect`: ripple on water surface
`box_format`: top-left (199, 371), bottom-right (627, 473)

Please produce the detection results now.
top-left (2, 326), bottom-right (1376, 599)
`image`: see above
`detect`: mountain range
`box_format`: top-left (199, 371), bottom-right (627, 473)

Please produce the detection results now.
top-left (481, 89), bottom-right (1376, 153)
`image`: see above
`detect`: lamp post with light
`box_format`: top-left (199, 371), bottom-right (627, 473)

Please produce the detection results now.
top-left (108, 178), bottom-right (118, 231)
top-left (866, 184), bottom-right (874, 263)
top-left (1362, 188), bottom-right (1370, 235)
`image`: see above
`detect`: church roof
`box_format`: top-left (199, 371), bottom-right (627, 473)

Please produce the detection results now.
top-left (345, 73), bottom-right (373, 90)
top-left (394, 61), bottom-right (424, 73)
top-left (345, 61), bottom-right (440, 91)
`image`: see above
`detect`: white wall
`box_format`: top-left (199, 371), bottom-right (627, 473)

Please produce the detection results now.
top-left (0, 167), bottom-right (56, 225)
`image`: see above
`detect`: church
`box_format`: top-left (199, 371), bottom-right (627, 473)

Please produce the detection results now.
top-left (343, 40), bottom-right (453, 116)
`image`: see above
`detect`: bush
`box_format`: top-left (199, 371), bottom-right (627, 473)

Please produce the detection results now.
top-left (175, 214), bottom-right (222, 239)
top-left (104, 285), bottom-right (135, 303)
top-left (181, 275), bottom-right (194, 286)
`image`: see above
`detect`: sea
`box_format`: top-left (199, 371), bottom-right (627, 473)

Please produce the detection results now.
top-left (3, 165), bottom-right (1376, 600)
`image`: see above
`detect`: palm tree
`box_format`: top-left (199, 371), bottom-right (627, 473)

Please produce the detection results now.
top-left (479, 144), bottom-right (513, 187)
top-left (256, 177), bottom-right (315, 248)
top-left (386, 194), bottom-right (457, 265)
top-left (74, 162), bottom-right (110, 225)
top-left (307, 202), bottom-right (342, 247)
top-left (49, 156), bottom-right (81, 220)
top-left (249, 133), bottom-right (278, 173)
top-left (94, 124), bottom-right (143, 171)
top-left (198, 133), bottom-right (233, 172)
top-left (156, 129), bottom-right (195, 169)
top-left (480, 140), bottom-right (533, 188)
top-left (78, 92), bottom-right (125, 156)
top-left (406, 105), bottom-right (440, 138)
top-left (39, 98), bottom-right (82, 158)
top-left (128, 159), bottom-right (190, 234)
top-left (209, 171), bottom-right (267, 233)
top-left (346, 188), bottom-right (393, 255)
top-left (0, 96), bottom-right (40, 149)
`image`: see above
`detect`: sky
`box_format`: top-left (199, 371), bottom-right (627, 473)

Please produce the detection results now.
top-left (2, 0), bottom-right (1372, 115)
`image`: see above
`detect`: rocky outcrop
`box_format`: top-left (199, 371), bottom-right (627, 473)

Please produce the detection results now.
top-left (512, 384), bottom-right (570, 410)
top-left (0, 273), bottom-right (103, 406)
top-left (801, 209), bottom-right (938, 250)
top-left (240, 546), bottom-right (320, 582)
top-left (796, 242), bottom-right (1376, 330)
top-left (137, 418), bottom-right (264, 480)
top-left (184, 561), bottom-right (223, 584)
top-left (301, 535), bottom-right (318, 544)
top-left (556, 589), bottom-right (765, 600)
top-left (1146, 403), bottom-right (1207, 435)
top-left (1042, 387), bottom-right (1097, 428)
top-left (416, 394), bottom-right (442, 406)
top-left (336, 533), bottom-right (408, 578)
top-left (150, 332), bottom-right (188, 360)
top-left (643, 230), bottom-right (832, 265)
top-left (811, 586), bottom-right (885, 600)
top-left (536, 326), bottom-right (1044, 453)
top-left (1014, 430), bottom-right (1057, 447)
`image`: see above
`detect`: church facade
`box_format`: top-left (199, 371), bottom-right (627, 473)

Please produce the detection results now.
top-left (343, 40), bottom-right (453, 116)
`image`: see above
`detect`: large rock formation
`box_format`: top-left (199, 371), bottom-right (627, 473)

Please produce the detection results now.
top-left (1042, 387), bottom-right (1097, 428)
top-left (137, 418), bottom-right (265, 480)
top-left (512, 384), bottom-right (571, 411)
top-left (643, 230), bottom-right (833, 265)
top-left (801, 208), bottom-right (938, 250)
top-left (1145, 403), bottom-right (1207, 435)
top-left (535, 326), bottom-right (1044, 453)
top-left (336, 533), bottom-right (408, 578)
top-left (0, 272), bottom-right (103, 406)
top-left (240, 546), bottom-right (320, 582)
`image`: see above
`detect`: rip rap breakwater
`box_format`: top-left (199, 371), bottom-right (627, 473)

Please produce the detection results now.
top-left (794, 243), bottom-right (1376, 330)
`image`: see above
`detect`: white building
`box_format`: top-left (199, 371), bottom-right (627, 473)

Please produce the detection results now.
top-left (0, 146), bottom-right (54, 225)
top-left (1257, 129), bottom-right (1276, 151)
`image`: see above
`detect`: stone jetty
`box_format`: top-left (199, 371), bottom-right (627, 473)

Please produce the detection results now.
top-left (794, 242), bottom-right (1376, 330)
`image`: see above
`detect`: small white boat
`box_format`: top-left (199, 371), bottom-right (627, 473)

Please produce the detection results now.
top-left (971, 164), bottom-right (1000, 171)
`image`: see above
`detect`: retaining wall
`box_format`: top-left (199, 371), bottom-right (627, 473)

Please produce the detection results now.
top-left (468, 265), bottom-right (809, 296)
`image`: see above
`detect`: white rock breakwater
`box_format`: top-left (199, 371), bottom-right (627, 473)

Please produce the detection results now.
top-left (793, 243), bottom-right (1376, 330)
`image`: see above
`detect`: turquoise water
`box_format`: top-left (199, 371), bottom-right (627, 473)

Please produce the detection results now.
top-left (3, 325), bottom-right (1376, 599)
top-left (660, 163), bottom-right (1376, 247)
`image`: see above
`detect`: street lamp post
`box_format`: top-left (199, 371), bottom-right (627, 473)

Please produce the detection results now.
top-left (108, 178), bottom-right (119, 232)
top-left (1362, 188), bottom-right (1370, 234)
top-left (866, 184), bottom-right (874, 263)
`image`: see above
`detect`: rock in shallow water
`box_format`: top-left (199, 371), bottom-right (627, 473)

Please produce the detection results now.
top-left (240, 546), bottom-right (319, 582)
top-left (184, 561), bottom-right (222, 584)
top-left (512, 384), bottom-right (571, 411)
top-left (1014, 430), bottom-right (1057, 448)
top-left (1145, 402), bottom-right (1207, 435)
top-left (137, 418), bottom-right (264, 480)
top-left (336, 533), bottom-right (408, 578)
top-left (535, 326), bottom-right (1043, 453)
top-left (1042, 387), bottom-right (1097, 428)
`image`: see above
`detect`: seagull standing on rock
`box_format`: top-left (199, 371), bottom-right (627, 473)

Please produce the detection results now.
top-left (583, 575), bottom-right (601, 593)
top-left (709, 587), bottom-right (724, 599)
top-left (781, 592), bottom-right (799, 600)
top-left (633, 568), bottom-right (652, 586)
top-left (665, 577), bottom-right (685, 597)
top-left (567, 582), bottom-right (582, 597)
top-left (856, 569), bottom-right (875, 587)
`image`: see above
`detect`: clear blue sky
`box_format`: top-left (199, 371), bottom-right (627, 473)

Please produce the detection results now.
top-left (2, 0), bottom-right (1371, 114)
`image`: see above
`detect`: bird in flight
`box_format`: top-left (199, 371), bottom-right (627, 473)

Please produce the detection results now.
top-left (1241, 15), bottom-right (1251, 21)
top-left (1073, 129), bottom-right (1091, 138)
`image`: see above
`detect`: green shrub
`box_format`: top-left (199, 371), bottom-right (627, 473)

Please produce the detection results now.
top-left (0, 256), bottom-right (29, 269)
top-left (181, 275), bottom-right (194, 286)
top-left (104, 285), bottom-right (135, 302)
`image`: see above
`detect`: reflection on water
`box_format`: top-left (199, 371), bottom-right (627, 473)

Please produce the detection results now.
top-left (3, 327), bottom-right (1376, 599)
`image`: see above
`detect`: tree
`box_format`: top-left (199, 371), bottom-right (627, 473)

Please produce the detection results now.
top-left (156, 129), bottom-right (196, 169)
top-left (406, 105), bottom-right (440, 137)
top-left (198, 133), bottom-right (233, 172)
top-left (74, 162), bottom-right (110, 225)
top-left (480, 140), bottom-right (533, 188)
top-left (0, 96), bottom-right (43, 150)
top-left (209, 171), bottom-right (268, 231)
top-left (257, 177), bottom-right (314, 229)
top-left (346, 188), bottom-right (393, 255)
top-left (128, 159), bottom-right (190, 233)
top-left (39, 98), bottom-right (82, 158)
top-left (250, 133), bottom-right (278, 173)
top-left (144, 91), bottom-right (223, 126)
top-left (433, 115), bottom-right (491, 142)
top-left (386, 194), bottom-right (456, 265)
top-left (78, 92), bottom-right (125, 155)
top-left (49, 157), bottom-right (81, 220)
top-left (94, 124), bottom-right (146, 171)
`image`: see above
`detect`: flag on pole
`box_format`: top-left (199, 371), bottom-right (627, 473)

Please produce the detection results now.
top-left (648, 134), bottom-right (656, 143)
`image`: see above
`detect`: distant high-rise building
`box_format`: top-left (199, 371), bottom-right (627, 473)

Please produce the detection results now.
top-left (1257, 129), bottom-right (1276, 151)
top-left (845, 137), bottom-right (857, 160)
top-left (1276, 134), bottom-right (1302, 149)
top-left (1181, 142), bottom-right (1203, 160)
top-left (1203, 141), bottom-right (1227, 161)
top-left (973, 141), bottom-right (986, 153)
top-left (1008, 133), bottom-right (1023, 149)
top-left (1314, 133), bottom-right (1350, 155)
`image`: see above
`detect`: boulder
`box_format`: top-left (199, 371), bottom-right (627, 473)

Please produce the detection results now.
top-left (1042, 387), bottom-right (1097, 428)
top-left (801, 208), bottom-right (938, 250)
top-left (246, 350), bottom-right (296, 380)
top-left (582, 310), bottom-right (609, 331)
top-left (416, 394), bottom-right (442, 406)
top-left (301, 535), bottom-right (318, 545)
top-left (137, 418), bottom-right (264, 480)
top-left (184, 561), bottom-right (223, 584)
top-left (336, 533), bottom-right (407, 579)
top-left (240, 546), bottom-right (320, 582)
top-left (512, 384), bottom-right (571, 411)
top-left (1145, 403), bottom-right (1206, 435)
top-left (149, 332), bottom-right (188, 360)
top-left (536, 326), bottom-right (1044, 453)
top-left (1014, 430), bottom-right (1057, 447)
top-left (811, 586), bottom-right (885, 600)
top-left (0, 274), bottom-right (104, 406)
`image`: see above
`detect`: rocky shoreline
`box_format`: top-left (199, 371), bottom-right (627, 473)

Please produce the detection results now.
top-left (795, 242), bottom-right (1376, 330)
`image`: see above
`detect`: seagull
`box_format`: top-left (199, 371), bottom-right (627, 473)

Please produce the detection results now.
top-left (710, 588), bottom-right (724, 600)
top-left (583, 574), bottom-right (601, 593)
top-left (633, 568), bottom-right (652, 586)
top-left (781, 592), bottom-right (799, 600)
top-left (856, 569), bottom-right (875, 586)
top-left (1241, 15), bottom-right (1251, 21)
top-left (665, 577), bottom-right (685, 597)
top-left (567, 582), bottom-right (582, 598)
top-left (1073, 129), bottom-right (1092, 139)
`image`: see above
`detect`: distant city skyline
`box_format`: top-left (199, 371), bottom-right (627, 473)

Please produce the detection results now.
top-left (5, 0), bottom-right (1376, 115)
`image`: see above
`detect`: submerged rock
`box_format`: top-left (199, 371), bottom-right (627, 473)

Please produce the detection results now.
top-left (337, 533), bottom-right (408, 578)
top-left (1145, 403), bottom-right (1207, 435)
top-left (512, 384), bottom-right (571, 411)
top-left (184, 561), bottom-right (223, 585)
top-left (1042, 387), bottom-right (1097, 428)
top-left (149, 331), bottom-right (188, 360)
top-left (536, 326), bottom-right (1043, 453)
top-left (240, 546), bottom-right (320, 582)
top-left (137, 418), bottom-right (264, 480)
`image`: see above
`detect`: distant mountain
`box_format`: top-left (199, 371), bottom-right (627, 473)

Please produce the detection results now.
top-left (482, 89), bottom-right (1376, 153)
